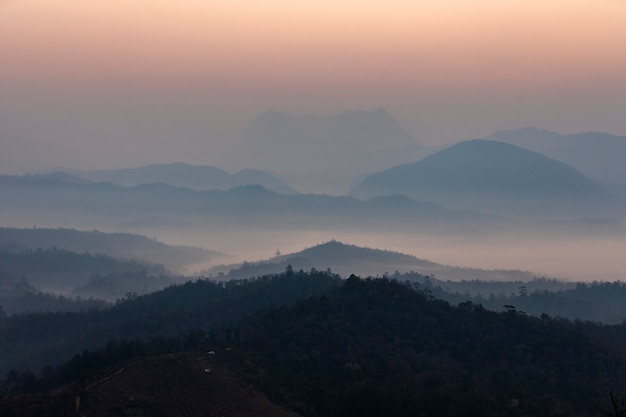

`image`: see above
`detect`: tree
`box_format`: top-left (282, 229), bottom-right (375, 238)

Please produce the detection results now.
top-left (596, 390), bottom-right (626, 417)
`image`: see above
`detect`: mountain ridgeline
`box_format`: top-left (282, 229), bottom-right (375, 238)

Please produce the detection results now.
top-left (207, 240), bottom-right (539, 282)
top-left (59, 163), bottom-right (298, 194)
top-left (352, 139), bottom-right (620, 217)
top-left (220, 108), bottom-right (434, 193)
top-left (0, 227), bottom-right (220, 271)
top-left (0, 174), bottom-right (492, 237)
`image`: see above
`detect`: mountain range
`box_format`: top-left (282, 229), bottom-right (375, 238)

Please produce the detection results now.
top-left (0, 174), bottom-right (491, 235)
top-left (53, 163), bottom-right (298, 194)
top-left (218, 108), bottom-right (435, 193)
top-left (352, 139), bottom-right (621, 217)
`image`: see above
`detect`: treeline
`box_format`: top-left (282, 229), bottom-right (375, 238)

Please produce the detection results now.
top-left (4, 276), bottom-right (626, 417)
top-left (217, 277), bottom-right (626, 417)
top-left (0, 247), bottom-right (167, 294)
top-left (1, 336), bottom-right (182, 396)
top-left (398, 272), bottom-right (626, 324)
top-left (0, 270), bottom-right (108, 314)
top-left (0, 268), bottom-right (341, 376)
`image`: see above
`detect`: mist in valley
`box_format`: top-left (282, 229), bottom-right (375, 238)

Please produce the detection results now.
top-left (3, 2), bottom-right (626, 414)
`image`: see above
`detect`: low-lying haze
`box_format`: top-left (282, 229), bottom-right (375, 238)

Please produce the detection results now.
top-left (147, 227), bottom-right (626, 283)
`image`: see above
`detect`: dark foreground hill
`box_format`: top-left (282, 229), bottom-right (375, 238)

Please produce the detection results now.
top-left (224, 277), bottom-right (626, 417)
top-left (0, 353), bottom-right (301, 417)
top-left (0, 270), bottom-right (341, 376)
top-left (4, 277), bottom-right (626, 417)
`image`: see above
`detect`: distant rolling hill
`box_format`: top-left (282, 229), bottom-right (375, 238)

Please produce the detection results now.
top-left (62, 162), bottom-right (298, 194)
top-left (206, 240), bottom-right (539, 282)
top-left (352, 139), bottom-right (620, 217)
top-left (0, 175), bottom-right (491, 234)
top-left (0, 227), bottom-right (221, 271)
top-left (486, 127), bottom-right (626, 185)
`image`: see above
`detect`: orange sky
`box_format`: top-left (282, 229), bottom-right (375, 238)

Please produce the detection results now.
top-left (2, 0), bottom-right (625, 91)
top-left (1, 0), bottom-right (625, 164)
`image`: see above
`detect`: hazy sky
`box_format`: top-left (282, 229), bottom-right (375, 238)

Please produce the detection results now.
top-left (1, 0), bottom-right (625, 171)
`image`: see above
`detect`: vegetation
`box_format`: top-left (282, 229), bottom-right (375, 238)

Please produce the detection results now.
top-left (222, 277), bottom-right (626, 417)
top-left (3, 274), bottom-right (626, 417)
top-left (398, 272), bottom-right (626, 324)
top-left (0, 268), bottom-right (341, 376)
top-left (0, 246), bottom-right (171, 304)
top-left (0, 226), bottom-right (219, 270)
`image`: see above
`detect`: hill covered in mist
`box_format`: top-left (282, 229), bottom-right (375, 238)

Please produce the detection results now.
top-left (487, 127), bottom-right (626, 185)
top-left (0, 227), bottom-right (223, 310)
top-left (352, 139), bottom-right (620, 217)
top-left (60, 162), bottom-right (298, 194)
top-left (0, 227), bottom-right (220, 271)
top-left (220, 108), bottom-right (435, 193)
top-left (0, 175), bottom-right (492, 236)
top-left (207, 240), bottom-right (539, 282)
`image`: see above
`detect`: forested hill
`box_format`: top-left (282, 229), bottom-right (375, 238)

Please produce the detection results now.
top-left (224, 277), bottom-right (626, 417)
top-left (0, 269), bottom-right (341, 377)
top-left (208, 240), bottom-right (538, 282)
top-left (0, 227), bottom-right (219, 271)
top-left (4, 276), bottom-right (626, 417)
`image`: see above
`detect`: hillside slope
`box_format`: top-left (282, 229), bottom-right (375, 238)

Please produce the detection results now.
top-left (209, 240), bottom-right (538, 282)
top-left (0, 353), bottom-right (301, 417)
top-left (0, 227), bottom-right (219, 271)
top-left (352, 139), bottom-right (618, 216)
top-left (225, 277), bottom-right (626, 417)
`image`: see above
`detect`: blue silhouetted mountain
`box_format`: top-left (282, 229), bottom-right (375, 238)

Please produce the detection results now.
top-left (486, 127), bottom-right (626, 184)
top-left (64, 162), bottom-right (297, 194)
top-left (25, 172), bottom-right (94, 185)
top-left (0, 174), bottom-right (492, 234)
top-left (352, 139), bottom-right (619, 217)
top-left (219, 108), bottom-right (435, 193)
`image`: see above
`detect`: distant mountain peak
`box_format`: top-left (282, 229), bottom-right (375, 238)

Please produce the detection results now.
top-left (352, 139), bottom-right (617, 216)
top-left (243, 107), bottom-right (417, 149)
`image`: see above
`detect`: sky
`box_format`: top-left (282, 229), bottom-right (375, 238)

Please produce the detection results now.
top-left (1, 0), bottom-right (626, 172)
